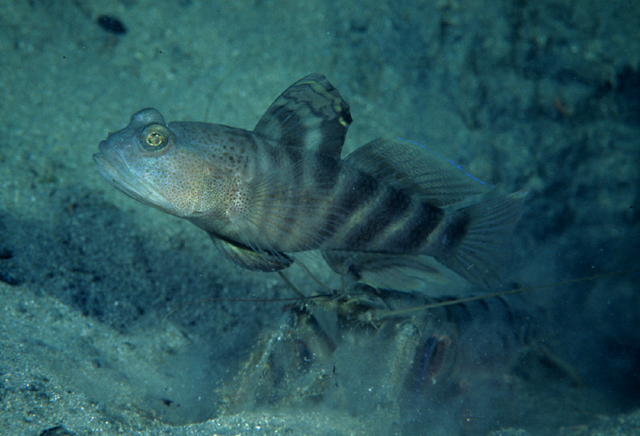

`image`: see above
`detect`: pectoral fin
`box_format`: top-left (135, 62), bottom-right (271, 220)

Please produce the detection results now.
top-left (212, 236), bottom-right (293, 272)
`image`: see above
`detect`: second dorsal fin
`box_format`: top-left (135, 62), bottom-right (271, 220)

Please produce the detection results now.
top-left (253, 73), bottom-right (352, 158)
top-left (344, 138), bottom-right (491, 207)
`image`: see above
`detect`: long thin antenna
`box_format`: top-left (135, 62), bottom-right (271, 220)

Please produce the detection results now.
top-left (374, 268), bottom-right (640, 320)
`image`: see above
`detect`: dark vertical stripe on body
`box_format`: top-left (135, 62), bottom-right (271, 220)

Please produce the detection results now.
top-left (438, 211), bottom-right (471, 253)
top-left (342, 187), bottom-right (412, 249)
top-left (322, 172), bottom-right (381, 246)
top-left (387, 201), bottom-right (445, 252)
top-left (337, 172), bottom-right (380, 212)
top-left (312, 155), bottom-right (345, 241)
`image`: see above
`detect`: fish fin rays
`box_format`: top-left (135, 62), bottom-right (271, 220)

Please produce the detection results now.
top-left (344, 138), bottom-right (491, 207)
top-left (212, 154), bottom-right (348, 271)
top-left (434, 191), bottom-right (527, 287)
top-left (322, 251), bottom-right (449, 291)
top-left (238, 156), bottom-right (346, 253)
top-left (211, 236), bottom-right (293, 272)
top-left (234, 196), bottom-right (342, 254)
top-left (253, 73), bottom-right (352, 158)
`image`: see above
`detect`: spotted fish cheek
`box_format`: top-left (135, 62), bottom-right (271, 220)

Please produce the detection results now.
top-left (146, 153), bottom-right (212, 216)
top-left (223, 176), bottom-right (251, 221)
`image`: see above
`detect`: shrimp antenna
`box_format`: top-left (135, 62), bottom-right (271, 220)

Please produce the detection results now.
top-left (375, 267), bottom-right (640, 321)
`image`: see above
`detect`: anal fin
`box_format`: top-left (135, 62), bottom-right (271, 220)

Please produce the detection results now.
top-left (322, 250), bottom-right (448, 292)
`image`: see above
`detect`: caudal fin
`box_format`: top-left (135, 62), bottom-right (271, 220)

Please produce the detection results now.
top-left (434, 191), bottom-right (527, 287)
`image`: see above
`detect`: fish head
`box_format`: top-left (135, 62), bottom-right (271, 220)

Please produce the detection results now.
top-left (93, 108), bottom-right (225, 220)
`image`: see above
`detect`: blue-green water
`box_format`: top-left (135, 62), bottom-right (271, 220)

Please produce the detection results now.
top-left (1, 0), bottom-right (639, 435)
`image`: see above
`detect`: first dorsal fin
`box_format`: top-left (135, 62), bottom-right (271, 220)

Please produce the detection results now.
top-left (344, 138), bottom-right (491, 207)
top-left (253, 73), bottom-right (352, 157)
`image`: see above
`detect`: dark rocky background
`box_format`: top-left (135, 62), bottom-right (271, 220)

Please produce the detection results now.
top-left (0, 0), bottom-right (638, 434)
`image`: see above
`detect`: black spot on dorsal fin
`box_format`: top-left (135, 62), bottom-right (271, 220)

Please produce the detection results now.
top-left (253, 73), bottom-right (352, 158)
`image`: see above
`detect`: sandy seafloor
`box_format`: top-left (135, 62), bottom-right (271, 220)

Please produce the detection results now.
top-left (1, 0), bottom-right (639, 435)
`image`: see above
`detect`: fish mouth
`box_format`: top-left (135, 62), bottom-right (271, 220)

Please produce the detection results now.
top-left (93, 141), bottom-right (172, 211)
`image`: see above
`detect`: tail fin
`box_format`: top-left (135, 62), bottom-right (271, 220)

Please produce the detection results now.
top-left (434, 191), bottom-right (527, 287)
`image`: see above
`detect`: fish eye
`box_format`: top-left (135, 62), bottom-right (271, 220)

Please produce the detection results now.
top-left (140, 124), bottom-right (170, 152)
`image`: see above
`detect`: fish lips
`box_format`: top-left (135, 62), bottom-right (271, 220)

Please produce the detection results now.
top-left (93, 141), bottom-right (175, 213)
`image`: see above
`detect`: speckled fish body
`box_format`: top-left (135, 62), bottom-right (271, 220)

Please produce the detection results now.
top-left (94, 74), bottom-right (525, 289)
